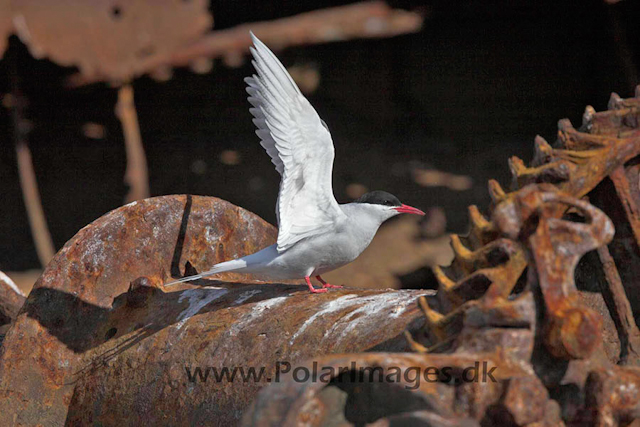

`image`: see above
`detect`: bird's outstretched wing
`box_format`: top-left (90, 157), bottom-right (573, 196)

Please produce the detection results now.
top-left (246, 33), bottom-right (346, 253)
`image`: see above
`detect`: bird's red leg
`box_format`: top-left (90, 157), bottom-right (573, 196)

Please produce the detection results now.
top-left (316, 275), bottom-right (342, 289)
top-left (306, 276), bottom-right (327, 293)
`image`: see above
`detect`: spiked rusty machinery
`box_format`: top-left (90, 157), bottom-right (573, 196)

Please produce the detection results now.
top-left (244, 89), bottom-right (640, 426)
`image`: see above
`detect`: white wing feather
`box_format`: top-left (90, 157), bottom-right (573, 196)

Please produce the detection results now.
top-left (246, 33), bottom-right (346, 253)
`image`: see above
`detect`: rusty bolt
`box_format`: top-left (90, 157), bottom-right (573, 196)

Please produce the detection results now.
top-left (544, 306), bottom-right (603, 360)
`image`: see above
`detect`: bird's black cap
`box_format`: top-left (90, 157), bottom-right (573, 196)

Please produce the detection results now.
top-left (354, 190), bottom-right (402, 207)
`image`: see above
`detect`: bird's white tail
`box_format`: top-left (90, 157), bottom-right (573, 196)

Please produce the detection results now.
top-left (165, 259), bottom-right (247, 286)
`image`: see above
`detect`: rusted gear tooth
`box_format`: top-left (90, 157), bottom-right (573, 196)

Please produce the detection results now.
top-left (557, 118), bottom-right (575, 133)
top-left (417, 296), bottom-right (449, 342)
top-left (556, 128), bottom-right (570, 149)
top-left (403, 330), bottom-right (428, 353)
top-left (608, 92), bottom-right (623, 110)
top-left (560, 126), bottom-right (609, 151)
top-left (418, 296), bottom-right (443, 323)
top-left (508, 156), bottom-right (526, 186)
top-left (532, 135), bottom-right (553, 166)
top-left (467, 205), bottom-right (497, 248)
top-left (433, 265), bottom-right (456, 292)
top-left (581, 105), bottom-right (596, 132)
top-left (450, 234), bottom-right (474, 272)
top-left (468, 205), bottom-right (491, 231)
top-left (488, 179), bottom-right (507, 203)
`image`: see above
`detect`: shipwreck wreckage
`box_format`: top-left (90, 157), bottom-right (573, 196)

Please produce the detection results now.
top-left (1, 88), bottom-right (640, 426)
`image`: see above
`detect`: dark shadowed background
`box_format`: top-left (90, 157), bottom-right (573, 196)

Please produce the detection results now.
top-left (1, 0), bottom-right (639, 271)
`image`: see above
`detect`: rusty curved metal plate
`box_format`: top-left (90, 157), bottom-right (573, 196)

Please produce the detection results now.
top-left (11, 0), bottom-right (211, 82)
top-left (0, 195), bottom-right (433, 426)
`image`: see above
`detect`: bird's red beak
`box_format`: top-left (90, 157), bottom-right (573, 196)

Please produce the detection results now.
top-left (394, 204), bottom-right (426, 216)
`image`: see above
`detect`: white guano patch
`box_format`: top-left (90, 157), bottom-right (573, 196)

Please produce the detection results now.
top-left (233, 289), bottom-right (262, 305)
top-left (326, 292), bottom-right (428, 344)
top-left (291, 291), bottom-right (433, 346)
top-left (289, 294), bottom-right (360, 345)
top-left (0, 271), bottom-right (24, 296)
top-left (228, 296), bottom-right (288, 336)
top-left (204, 225), bottom-right (223, 246)
top-left (176, 287), bottom-right (228, 330)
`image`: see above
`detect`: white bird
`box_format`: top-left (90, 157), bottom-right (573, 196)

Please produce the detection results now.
top-left (167, 32), bottom-right (425, 293)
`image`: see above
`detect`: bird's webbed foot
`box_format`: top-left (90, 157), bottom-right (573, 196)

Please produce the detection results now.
top-left (315, 275), bottom-right (343, 289)
top-left (305, 276), bottom-right (328, 293)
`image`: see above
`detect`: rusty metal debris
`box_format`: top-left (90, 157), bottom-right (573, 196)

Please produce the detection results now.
top-left (0, 195), bottom-right (434, 426)
top-left (492, 185), bottom-right (614, 360)
top-left (3, 89), bottom-right (640, 425)
top-left (66, 0), bottom-right (426, 86)
top-left (244, 87), bottom-right (640, 426)
top-left (243, 352), bottom-right (560, 426)
top-left (8, 0), bottom-right (212, 84)
top-left (0, 271), bottom-right (25, 327)
top-left (1, 0), bottom-right (425, 85)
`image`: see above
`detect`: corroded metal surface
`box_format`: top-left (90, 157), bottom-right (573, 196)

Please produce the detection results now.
top-left (0, 271), bottom-right (25, 327)
top-left (493, 186), bottom-right (614, 359)
top-left (583, 366), bottom-right (640, 426)
top-left (246, 88), bottom-right (640, 425)
top-left (64, 286), bottom-right (431, 426)
top-left (3, 87), bottom-right (640, 425)
top-left (242, 352), bottom-right (556, 427)
top-left (0, 195), bottom-right (433, 426)
top-left (423, 88), bottom-right (640, 424)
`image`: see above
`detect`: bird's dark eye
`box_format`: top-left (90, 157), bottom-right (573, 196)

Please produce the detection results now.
top-left (384, 200), bottom-right (392, 206)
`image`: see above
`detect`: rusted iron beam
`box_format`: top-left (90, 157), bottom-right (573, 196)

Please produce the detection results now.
top-left (596, 245), bottom-right (640, 364)
top-left (609, 166), bottom-right (640, 245)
